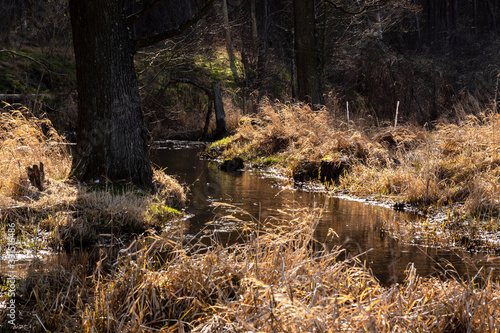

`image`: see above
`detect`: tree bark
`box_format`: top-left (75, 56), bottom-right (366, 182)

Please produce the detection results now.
top-left (222, 0), bottom-right (239, 82)
top-left (293, 0), bottom-right (323, 106)
top-left (212, 81), bottom-right (228, 140)
top-left (256, 0), bottom-right (268, 101)
top-left (69, 0), bottom-right (152, 187)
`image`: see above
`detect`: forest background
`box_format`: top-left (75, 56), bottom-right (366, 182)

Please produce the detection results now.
top-left (2, 1), bottom-right (500, 331)
top-left (1, 0), bottom-right (499, 140)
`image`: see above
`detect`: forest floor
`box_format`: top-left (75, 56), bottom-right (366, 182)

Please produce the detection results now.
top-left (0, 104), bottom-right (499, 331)
top-left (207, 100), bottom-right (500, 254)
top-left (0, 104), bottom-right (186, 254)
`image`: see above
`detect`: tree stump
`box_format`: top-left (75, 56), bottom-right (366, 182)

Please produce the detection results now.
top-left (212, 81), bottom-right (228, 140)
top-left (26, 162), bottom-right (45, 190)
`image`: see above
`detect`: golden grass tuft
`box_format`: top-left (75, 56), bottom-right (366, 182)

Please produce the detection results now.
top-left (0, 105), bottom-right (187, 252)
top-left (152, 168), bottom-right (187, 209)
top-left (221, 99), bottom-right (385, 178)
top-left (9, 206), bottom-right (500, 332)
top-left (0, 103), bottom-right (71, 199)
top-left (341, 113), bottom-right (500, 215)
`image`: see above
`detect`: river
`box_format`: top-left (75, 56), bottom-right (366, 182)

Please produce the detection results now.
top-left (152, 141), bottom-right (496, 285)
top-left (1, 141), bottom-right (495, 285)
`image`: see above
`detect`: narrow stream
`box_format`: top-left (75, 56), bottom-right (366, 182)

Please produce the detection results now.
top-left (153, 141), bottom-right (497, 285)
top-left (1, 142), bottom-right (496, 286)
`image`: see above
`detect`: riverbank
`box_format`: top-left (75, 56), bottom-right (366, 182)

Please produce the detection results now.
top-left (4, 206), bottom-right (500, 331)
top-left (207, 100), bottom-right (500, 253)
top-left (1, 106), bottom-right (500, 331)
top-left (0, 105), bottom-right (186, 254)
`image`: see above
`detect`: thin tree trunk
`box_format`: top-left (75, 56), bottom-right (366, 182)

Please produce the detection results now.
top-left (414, 0), bottom-right (422, 46)
top-left (473, 0), bottom-right (478, 33)
top-left (250, 0), bottom-right (258, 49)
top-left (203, 101), bottom-right (214, 140)
top-left (486, 0), bottom-right (498, 36)
top-left (69, 0), bottom-right (152, 187)
top-left (291, 27), bottom-right (297, 99)
top-left (293, 0), bottom-right (322, 105)
top-left (222, 0), bottom-right (239, 82)
top-left (257, 0), bottom-right (268, 101)
top-left (427, 0), bottom-right (437, 41)
top-left (452, 0), bottom-right (458, 30)
top-left (20, 0), bottom-right (28, 38)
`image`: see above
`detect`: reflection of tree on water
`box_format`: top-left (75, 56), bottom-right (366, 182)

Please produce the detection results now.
top-left (341, 236), bottom-right (364, 259)
top-left (386, 237), bottom-right (400, 284)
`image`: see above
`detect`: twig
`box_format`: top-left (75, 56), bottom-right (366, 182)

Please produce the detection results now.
top-left (394, 100), bottom-right (400, 128)
top-left (0, 49), bottom-right (59, 75)
top-left (346, 101), bottom-right (350, 128)
top-left (35, 314), bottom-right (49, 332)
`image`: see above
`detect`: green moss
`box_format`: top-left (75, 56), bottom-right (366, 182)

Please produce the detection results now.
top-left (206, 137), bottom-right (233, 157)
top-left (254, 155), bottom-right (286, 166)
top-left (146, 202), bottom-right (182, 225)
top-left (210, 137), bottom-right (232, 149)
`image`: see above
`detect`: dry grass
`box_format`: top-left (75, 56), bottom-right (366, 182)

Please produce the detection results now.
top-left (0, 103), bottom-right (70, 199)
top-left (210, 99), bottom-right (384, 175)
top-left (6, 206), bottom-right (500, 332)
top-left (0, 104), bottom-right (187, 252)
top-left (210, 100), bottom-right (500, 250)
top-left (341, 113), bottom-right (500, 210)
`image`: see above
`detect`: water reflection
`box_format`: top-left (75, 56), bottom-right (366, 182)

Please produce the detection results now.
top-left (2, 142), bottom-right (494, 284)
top-left (152, 142), bottom-right (497, 285)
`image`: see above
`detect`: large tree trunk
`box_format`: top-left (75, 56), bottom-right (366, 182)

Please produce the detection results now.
top-left (293, 0), bottom-right (323, 106)
top-left (69, 0), bottom-right (152, 188)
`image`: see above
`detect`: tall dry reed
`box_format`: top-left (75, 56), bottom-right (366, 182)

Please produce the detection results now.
top-left (9, 206), bottom-right (500, 332)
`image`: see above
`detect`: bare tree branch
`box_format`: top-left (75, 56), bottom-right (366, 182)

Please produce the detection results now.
top-left (324, 0), bottom-right (390, 16)
top-left (126, 0), bottom-right (167, 26)
top-left (165, 78), bottom-right (213, 97)
top-left (0, 49), bottom-right (60, 75)
top-left (132, 0), bottom-right (217, 52)
top-left (157, 77), bottom-right (214, 140)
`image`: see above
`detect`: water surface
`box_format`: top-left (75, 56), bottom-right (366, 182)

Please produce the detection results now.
top-left (153, 141), bottom-right (497, 285)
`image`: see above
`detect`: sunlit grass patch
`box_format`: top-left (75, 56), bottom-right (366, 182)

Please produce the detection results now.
top-left (0, 103), bottom-right (71, 199)
top-left (194, 48), bottom-right (242, 84)
top-left (0, 105), bottom-right (187, 253)
top-left (211, 100), bottom-right (500, 251)
top-left (9, 205), bottom-right (500, 331)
